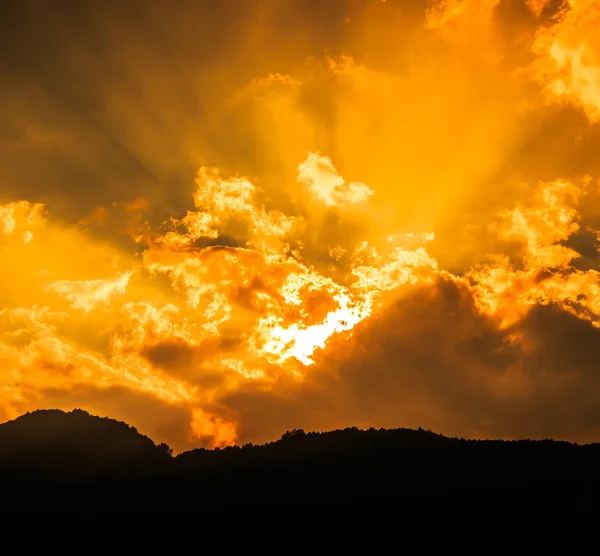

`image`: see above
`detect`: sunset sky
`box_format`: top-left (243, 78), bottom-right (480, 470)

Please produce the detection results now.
top-left (2, 0), bottom-right (600, 452)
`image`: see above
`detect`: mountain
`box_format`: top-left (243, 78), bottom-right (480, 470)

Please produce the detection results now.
top-left (0, 409), bottom-right (171, 480)
top-left (171, 426), bottom-right (600, 503)
top-left (0, 409), bottom-right (599, 531)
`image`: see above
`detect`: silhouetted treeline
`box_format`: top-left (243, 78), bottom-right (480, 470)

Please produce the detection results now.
top-left (1, 410), bottom-right (598, 531)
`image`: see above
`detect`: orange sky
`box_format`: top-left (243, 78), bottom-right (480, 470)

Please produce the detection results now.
top-left (2, 0), bottom-right (600, 452)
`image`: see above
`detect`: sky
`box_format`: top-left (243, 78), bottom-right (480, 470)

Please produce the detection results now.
top-left (2, 0), bottom-right (600, 452)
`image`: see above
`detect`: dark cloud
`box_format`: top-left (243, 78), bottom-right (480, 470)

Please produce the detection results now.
top-left (0, 1), bottom-right (566, 222)
top-left (141, 339), bottom-right (197, 372)
top-left (0, 0), bottom-right (405, 219)
top-left (514, 303), bottom-right (600, 378)
top-left (561, 228), bottom-right (600, 271)
top-left (215, 277), bottom-right (502, 442)
top-left (218, 276), bottom-right (600, 445)
top-left (189, 235), bottom-right (248, 250)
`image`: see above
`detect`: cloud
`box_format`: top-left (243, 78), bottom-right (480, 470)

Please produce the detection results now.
top-left (297, 152), bottom-right (374, 207)
top-left (0, 201), bottom-right (45, 238)
top-left (46, 271), bottom-right (133, 312)
top-left (531, 0), bottom-right (600, 122)
top-left (2, 0), bottom-right (600, 451)
top-left (218, 274), bottom-right (600, 445)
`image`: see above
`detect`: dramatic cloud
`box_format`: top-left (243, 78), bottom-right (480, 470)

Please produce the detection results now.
top-left (531, 0), bottom-right (600, 122)
top-left (2, 0), bottom-right (600, 451)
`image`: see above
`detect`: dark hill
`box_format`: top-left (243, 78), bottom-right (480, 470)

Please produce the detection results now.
top-left (171, 426), bottom-right (600, 503)
top-left (0, 409), bottom-right (171, 481)
top-left (1, 410), bottom-right (600, 532)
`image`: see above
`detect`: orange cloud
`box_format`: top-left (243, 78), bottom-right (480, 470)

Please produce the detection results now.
top-left (0, 201), bottom-right (45, 240)
top-left (4, 1), bottom-right (600, 452)
top-left (531, 0), bottom-right (600, 122)
top-left (46, 271), bottom-right (133, 312)
top-left (4, 148), bottom-right (600, 450)
top-left (526, 0), bottom-right (552, 18)
top-left (425, 0), bottom-right (501, 30)
top-left (297, 152), bottom-right (374, 208)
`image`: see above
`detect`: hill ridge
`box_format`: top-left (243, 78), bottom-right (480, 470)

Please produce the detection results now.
top-left (1, 408), bottom-right (600, 522)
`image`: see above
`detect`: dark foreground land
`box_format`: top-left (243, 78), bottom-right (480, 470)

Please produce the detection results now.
top-left (0, 409), bottom-right (597, 534)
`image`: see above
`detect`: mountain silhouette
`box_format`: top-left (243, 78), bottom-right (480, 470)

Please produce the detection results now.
top-left (0, 409), bottom-right (173, 511)
top-left (0, 409), bottom-right (598, 534)
top-left (0, 409), bottom-right (170, 475)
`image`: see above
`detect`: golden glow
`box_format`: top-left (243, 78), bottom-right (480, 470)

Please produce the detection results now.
top-left (46, 271), bottom-right (133, 312)
top-left (425, 0), bottom-right (501, 30)
top-left (467, 178), bottom-right (600, 328)
top-left (297, 152), bottom-right (374, 208)
top-left (4, 0), bottom-right (600, 450)
top-left (532, 0), bottom-right (600, 121)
